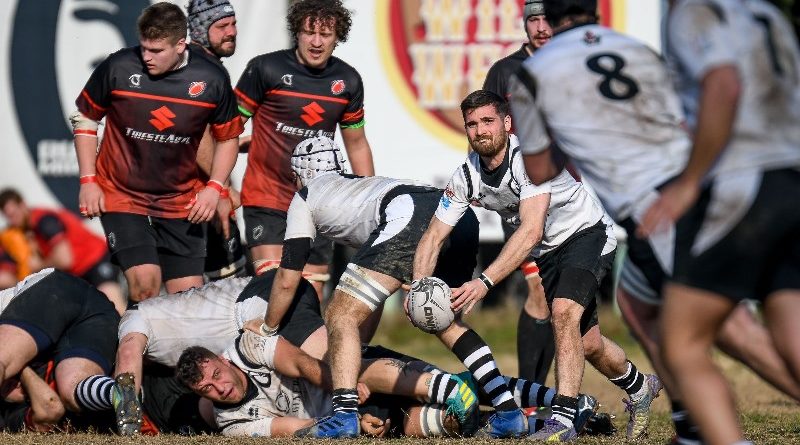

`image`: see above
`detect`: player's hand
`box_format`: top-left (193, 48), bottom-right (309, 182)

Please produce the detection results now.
top-left (450, 278), bottom-right (488, 316)
top-left (356, 382), bottom-right (371, 404)
top-left (403, 281), bottom-right (419, 323)
top-left (228, 187), bottom-right (241, 211)
top-left (186, 186), bottom-right (219, 224)
top-left (360, 413), bottom-right (389, 437)
top-left (215, 195), bottom-right (233, 239)
top-left (637, 178), bottom-right (700, 238)
top-left (79, 182), bottom-right (105, 219)
top-left (237, 329), bottom-right (272, 367)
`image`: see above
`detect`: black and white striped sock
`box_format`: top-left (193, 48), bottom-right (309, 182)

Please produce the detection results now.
top-left (451, 329), bottom-right (518, 412)
top-left (425, 373), bottom-right (459, 404)
top-left (609, 360), bottom-right (645, 397)
top-left (551, 394), bottom-right (577, 428)
top-left (331, 388), bottom-right (359, 414)
top-left (74, 375), bottom-right (114, 411)
top-left (506, 377), bottom-right (555, 407)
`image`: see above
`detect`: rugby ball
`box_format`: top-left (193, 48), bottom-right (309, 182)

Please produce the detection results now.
top-left (407, 277), bottom-right (455, 334)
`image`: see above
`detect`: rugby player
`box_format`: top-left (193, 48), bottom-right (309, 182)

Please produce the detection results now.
top-left (235, 0), bottom-right (375, 296)
top-left (639, 1), bottom-right (800, 444)
top-left (415, 90), bottom-right (660, 441)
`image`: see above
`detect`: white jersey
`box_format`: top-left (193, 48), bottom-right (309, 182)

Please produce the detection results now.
top-left (285, 172), bottom-right (425, 247)
top-left (435, 142), bottom-right (607, 257)
top-left (118, 276), bottom-right (268, 367)
top-left (666, 0), bottom-right (800, 176)
top-left (214, 337), bottom-right (330, 437)
top-left (0, 268), bottom-right (56, 314)
top-left (510, 24), bottom-right (690, 220)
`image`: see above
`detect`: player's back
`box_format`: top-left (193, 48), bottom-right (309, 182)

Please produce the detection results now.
top-left (667, 0), bottom-right (800, 176)
top-left (520, 24), bottom-right (689, 219)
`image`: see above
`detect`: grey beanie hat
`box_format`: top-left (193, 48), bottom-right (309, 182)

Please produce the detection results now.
top-left (523, 0), bottom-right (545, 21)
top-left (187, 0), bottom-right (235, 48)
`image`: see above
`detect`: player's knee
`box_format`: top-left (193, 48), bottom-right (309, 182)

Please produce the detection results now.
top-left (126, 271), bottom-right (160, 301)
top-left (551, 298), bottom-right (582, 326)
top-left (334, 264), bottom-right (391, 315)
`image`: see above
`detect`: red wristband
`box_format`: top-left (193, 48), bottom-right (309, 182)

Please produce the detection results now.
top-left (219, 188), bottom-right (230, 198)
top-left (206, 179), bottom-right (225, 193)
top-left (79, 175), bottom-right (97, 184)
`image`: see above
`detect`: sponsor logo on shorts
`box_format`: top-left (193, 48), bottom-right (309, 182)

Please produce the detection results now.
top-left (107, 232), bottom-right (116, 249)
top-left (281, 74), bottom-right (293, 86)
top-left (253, 225), bottom-right (263, 240)
top-left (188, 81), bottom-right (207, 97)
top-left (128, 74), bottom-right (142, 88)
top-left (331, 79), bottom-right (345, 95)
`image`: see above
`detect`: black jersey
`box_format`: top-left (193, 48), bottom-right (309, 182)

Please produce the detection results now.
top-left (483, 44), bottom-right (530, 99)
top-left (235, 49), bottom-right (365, 211)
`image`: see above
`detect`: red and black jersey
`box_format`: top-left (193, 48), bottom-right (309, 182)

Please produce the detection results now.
top-left (29, 208), bottom-right (108, 276)
top-left (235, 49), bottom-right (365, 211)
top-left (75, 46), bottom-right (243, 218)
top-left (0, 245), bottom-right (16, 277)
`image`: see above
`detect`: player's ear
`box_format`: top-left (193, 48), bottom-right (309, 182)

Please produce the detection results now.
top-left (504, 114), bottom-right (512, 132)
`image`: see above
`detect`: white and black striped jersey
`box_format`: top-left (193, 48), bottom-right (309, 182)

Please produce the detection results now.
top-left (213, 336), bottom-right (330, 437)
top-left (285, 172), bottom-right (426, 246)
top-left (0, 268), bottom-right (55, 314)
top-left (434, 142), bottom-right (607, 257)
top-left (118, 276), bottom-right (268, 367)
top-left (666, 0), bottom-right (800, 176)
top-left (509, 24), bottom-right (690, 220)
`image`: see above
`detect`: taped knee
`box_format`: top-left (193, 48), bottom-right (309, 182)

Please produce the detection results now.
top-left (521, 261), bottom-right (540, 280)
top-left (253, 259), bottom-right (280, 276)
top-left (335, 264), bottom-right (391, 312)
top-left (419, 404), bottom-right (453, 437)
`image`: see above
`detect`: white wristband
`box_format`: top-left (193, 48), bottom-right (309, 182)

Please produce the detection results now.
top-left (259, 323), bottom-right (278, 336)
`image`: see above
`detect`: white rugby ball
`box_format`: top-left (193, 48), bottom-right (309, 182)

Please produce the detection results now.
top-left (407, 277), bottom-right (455, 334)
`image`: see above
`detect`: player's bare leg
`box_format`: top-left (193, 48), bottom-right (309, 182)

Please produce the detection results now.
top-left (717, 302), bottom-right (800, 402)
top-left (0, 325), bottom-right (38, 384)
top-left (582, 326), bottom-right (628, 378)
top-left (54, 357), bottom-right (104, 412)
top-left (763, 290), bottom-right (800, 387)
top-left (98, 281), bottom-right (127, 316)
top-left (359, 305), bottom-right (384, 343)
top-left (303, 262), bottom-right (329, 300)
top-left (661, 283), bottom-right (741, 445)
top-left (551, 297), bottom-right (586, 398)
top-left (123, 264), bottom-right (162, 302)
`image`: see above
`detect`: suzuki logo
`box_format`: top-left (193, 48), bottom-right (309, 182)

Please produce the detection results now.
top-left (149, 106), bottom-right (176, 131)
top-left (300, 101), bottom-right (324, 126)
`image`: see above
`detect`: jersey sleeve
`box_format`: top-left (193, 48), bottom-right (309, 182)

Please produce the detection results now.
top-left (668, 3), bottom-right (736, 81)
top-left (512, 150), bottom-right (551, 200)
top-left (33, 214), bottom-right (66, 246)
top-left (483, 61), bottom-right (509, 99)
top-left (75, 55), bottom-right (114, 121)
top-left (339, 71), bottom-right (365, 129)
top-left (234, 57), bottom-right (269, 119)
top-left (508, 67), bottom-right (551, 156)
top-left (284, 192), bottom-right (317, 241)
top-left (220, 416), bottom-right (273, 437)
top-left (210, 71), bottom-right (244, 142)
top-left (434, 165), bottom-right (472, 227)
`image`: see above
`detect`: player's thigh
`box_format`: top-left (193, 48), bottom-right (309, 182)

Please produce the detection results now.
top-left (0, 325), bottom-right (37, 377)
top-left (54, 357), bottom-right (105, 408)
top-left (100, 213), bottom-right (159, 271)
top-left (243, 206), bottom-right (286, 254)
top-left (152, 217), bottom-right (206, 283)
top-left (332, 264), bottom-right (401, 319)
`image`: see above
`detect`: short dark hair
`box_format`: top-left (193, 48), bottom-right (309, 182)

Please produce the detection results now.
top-left (137, 2), bottom-right (188, 43)
top-left (175, 346), bottom-right (217, 388)
top-left (460, 90), bottom-right (510, 120)
top-left (542, 0), bottom-right (598, 28)
top-left (287, 0), bottom-right (353, 44)
top-left (0, 188), bottom-right (23, 210)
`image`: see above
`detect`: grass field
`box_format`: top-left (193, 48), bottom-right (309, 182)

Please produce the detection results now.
top-left (3, 301), bottom-right (798, 444)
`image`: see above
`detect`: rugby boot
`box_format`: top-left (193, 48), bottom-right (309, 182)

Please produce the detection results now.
top-left (529, 417), bottom-right (578, 442)
top-left (623, 374), bottom-right (663, 440)
top-left (444, 374), bottom-right (480, 436)
top-left (475, 408), bottom-right (528, 438)
top-left (573, 393), bottom-right (599, 434)
top-left (294, 411), bottom-right (360, 438)
top-left (112, 372), bottom-right (142, 436)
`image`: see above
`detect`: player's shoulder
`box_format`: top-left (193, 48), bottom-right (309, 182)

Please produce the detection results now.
top-left (488, 45), bottom-right (528, 73)
top-left (328, 55), bottom-right (364, 83)
top-left (188, 50), bottom-right (230, 81)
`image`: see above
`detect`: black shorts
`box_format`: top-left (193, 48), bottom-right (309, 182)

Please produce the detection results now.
top-left (244, 206), bottom-right (333, 266)
top-left (235, 269), bottom-right (324, 347)
top-left (140, 363), bottom-right (216, 434)
top-left (537, 222), bottom-right (615, 336)
top-left (618, 217), bottom-right (667, 302)
top-left (351, 186), bottom-right (479, 288)
top-left (204, 217), bottom-right (247, 280)
top-left (0, 271), bottom-right (120, 373)
top-left (81, 253), bottom-right (121, 287)
top-left (673, 168), bottom-right (800, 302)
top-left (100, 212), bottom-right (206, 281)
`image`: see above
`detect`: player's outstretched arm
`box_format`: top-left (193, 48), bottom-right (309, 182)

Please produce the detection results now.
top-left (341, 126), bottom-right (375, 176)
top-left (262, 266), bottom-right (304, 334)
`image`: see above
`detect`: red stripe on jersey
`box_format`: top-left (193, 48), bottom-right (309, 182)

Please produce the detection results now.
top-left (111, 90), bottom-right (216, 108)
top-left (234, 88), bottom-right (259, 109)
top-left (73, 129), bottom-right (98, 137)
top-left (212, 116), bottom-right (245, 141)
top-left (342, 108), bottom-right (364, 123)
top-left (267, 89), bottom-right (349, 104)
top-left (80, 90), bottom-right (107, 114)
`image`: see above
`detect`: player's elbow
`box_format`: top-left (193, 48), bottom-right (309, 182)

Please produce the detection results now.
top-left (31, 396), bottom-right (66, 428)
